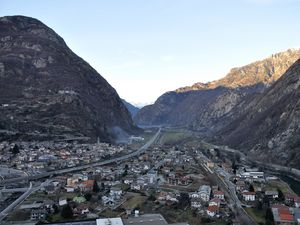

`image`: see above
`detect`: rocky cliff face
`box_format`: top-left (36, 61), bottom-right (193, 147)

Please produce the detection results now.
top-left (135, 49), bottom-right (300, 133)
top-left (0, 16), bottom-right (138, 142)
top-left (217, 59), bottom-right (300, 168)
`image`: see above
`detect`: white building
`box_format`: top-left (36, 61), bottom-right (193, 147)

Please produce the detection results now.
top-left (199, 185), bottom-right (211, 202)
top-left (97, 218), bottom-right (123, 225)
top-left (242, 192), bottom-right (256, 201)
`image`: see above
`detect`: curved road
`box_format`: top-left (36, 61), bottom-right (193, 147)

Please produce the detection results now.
top-left (0, 128), bottom-right (161, 186)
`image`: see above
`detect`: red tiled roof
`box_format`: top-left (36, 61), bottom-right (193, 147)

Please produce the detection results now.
top-left (213, 190), bottom-right (224, 195)
top-left (279, 213), bottom-right (293, 222)
top-left (210, 197), bottom-right (221, 203)
top-left (272, 205), bottom-right (294, 222)
top-left (242, 192), bottom-right (255, 196)
top-left (207, 205), bottom-right (219, 212)
top-left (82, 180), bottom-right (94, 188)
top-left (294, 196), bottom-right (300, 203)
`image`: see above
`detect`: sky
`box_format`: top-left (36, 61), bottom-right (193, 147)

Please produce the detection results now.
top-left (1, 0), bottom-right (300, 106)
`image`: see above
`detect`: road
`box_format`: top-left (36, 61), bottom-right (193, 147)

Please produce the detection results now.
top-left (194, 150), bottom-right (257, 225)
top-left (205, 141), bottom-right (300, 180)
top-left (0, 128), bottom-right (161, 186)
top-left (0, 179), bottom-right (53, 221)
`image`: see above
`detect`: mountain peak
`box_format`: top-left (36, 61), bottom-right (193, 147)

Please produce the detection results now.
top-left (176, 48), bottom-right (300, 93)
top-left (0, 15), bottom-right (138, 142)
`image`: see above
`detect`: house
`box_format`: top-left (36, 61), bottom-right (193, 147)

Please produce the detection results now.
top-left (74, 204), bottom-right (89, 215)
top-left (295, 196), bottom-right (300, 208)
top-left (31, 209), bottom-right (47, 220)
top-left (199, 185), bottom-right (211, 202)
top-left (271, 205), bottom-right (294, 225)
top-left (265, 190), bottom-right (279, 199)
top-left (236, 180), bottom-right (246, 192)
top-left (222, 163), bottom-right (233, 173)
top-left (213, 190), bottom-right (225, 200)
top-left (79, 180), bottom-right (94, 192)
top-left (124, 178), bottom-right (134, 185)
top-left (285, 194), bottom-right (296, 205)
top-left (190, 197), bottom-right (202, 209)
top-left (59, 198), bottom-right (67, 206)
top-left (110, 186), bottom-right (123, 199)
top-left (293, 208), bottom-right (300, 225)
top-left (207, 162), bottom-right (215, 169)
top-left (130, 183), bottom-right (141, 191)
top-left (102, 196), bottom-right (115, 206)
top-left (242, 192), bottom-right (256, 201)
top-left (209, 198), bottom-right (221, 207)
top-left (189, 192), bottom-right (200, 199)
top-left (207, 205), bottom-right (219, 217)
top-left (65, 187), bottom-right (75, 192)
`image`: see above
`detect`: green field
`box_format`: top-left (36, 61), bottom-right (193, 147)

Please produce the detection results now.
top-left (159, 130), bottom-right (193, 145)
top-left (245, 208), bottom-right (266, 224)
top-left (266, 180), bottom-right (295, 195)
top-left (121, 193), bottom-right (147, 209)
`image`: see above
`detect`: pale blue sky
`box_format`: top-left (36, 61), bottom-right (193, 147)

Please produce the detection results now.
top-left (1, 0), bottom-right (300, 106)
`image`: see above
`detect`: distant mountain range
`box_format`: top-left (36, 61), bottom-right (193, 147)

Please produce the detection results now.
top-left (122, 99), bottom-right (140, 118)
top-left (0, 16), bottom-right (138, 143)
top-left (135, 49), bottom-right (300, 168)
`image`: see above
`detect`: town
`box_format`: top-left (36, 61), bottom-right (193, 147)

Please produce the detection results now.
top-left (1, 129), bottom-right (300, 225)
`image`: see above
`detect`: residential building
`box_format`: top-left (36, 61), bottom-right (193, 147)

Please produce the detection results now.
top-left (271, 205), bottom-right (294, 225)
top-left (199, 185), bottom-right (211, 202)
top-left (242, 192), bottom-right (256, 201)
top-left (265, 190), bottom-right (279, 199)
top-left (207, 205), bottom-right (219, 217)
top-left (213, 190), bottom-right (225, 200)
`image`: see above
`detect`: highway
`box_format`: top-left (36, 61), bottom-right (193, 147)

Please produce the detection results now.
top-left (0, 128), bottom-right (161, 186)
top-left (0, 179), bottom-right (52, 222)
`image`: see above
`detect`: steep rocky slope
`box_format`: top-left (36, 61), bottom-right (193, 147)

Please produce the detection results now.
top-left (135, 49), bottom-right (300, 132)
top-left (0, 16), bottom-right (138, 142)
top-left (218, 59), bottom-right (300, 168)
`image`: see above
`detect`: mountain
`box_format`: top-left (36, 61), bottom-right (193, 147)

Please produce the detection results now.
top-left (0, 16), bottom-right (138, 143)
top-left (217, 58), bottom-right (300, 168)
top-left (134, 49), bottom-right (300, 133)
top-left (122, 99), bottom-right (140, 118)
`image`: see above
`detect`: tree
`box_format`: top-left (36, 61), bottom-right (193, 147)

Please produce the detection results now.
top-left (232, 161), bottom-right (238, 174)
top-left (84, 193), bottom-right (92, 201)
top-left (93, 181), bottom-right (100, 193)
top-left (52, 204), bottom-right (59, 214)
top-left (249, 184), bottom-right (255, 192)
top-left (178, 192), bottom-right (190, 209)
top-left (265, 207), bottom-right (274, 225)
top-left (61, 204), bottom-right (73, 219)
top-left (256, 201), bottom-right (262, 210)
top-left (11, 144), bottom-right (20, 155)
top-left (148, 194), bottom-right (156, 201)
top-left (100, 182), bottom-right (105, 191)
top-left (277, 188), bottom-right (285, 202)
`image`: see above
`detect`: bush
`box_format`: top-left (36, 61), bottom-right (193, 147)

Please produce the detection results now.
top-left (61, 204), bottom-right (73, 219)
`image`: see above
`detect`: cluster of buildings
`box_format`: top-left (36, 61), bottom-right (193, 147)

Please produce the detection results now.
top-left (0, 141), bottom-right (126, 175)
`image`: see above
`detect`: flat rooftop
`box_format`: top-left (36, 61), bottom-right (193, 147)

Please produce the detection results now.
top-left (123, 214), bottom-right (168, 225)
